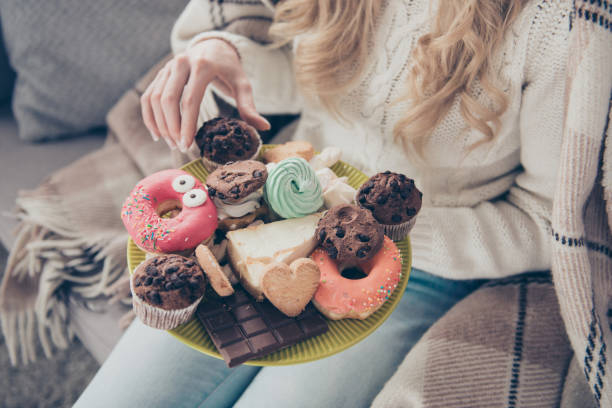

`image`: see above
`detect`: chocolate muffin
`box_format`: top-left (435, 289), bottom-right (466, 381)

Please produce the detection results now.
top-left (356, 171), bottom-right (422, 240)
top-left (206, 160), bottom-right (268, 203)
top-left (315, 204), bottom-right (384, 264)
top-left (195, 117), bottom-right (262, 170)
top-left (131, 255), bottom-right (207, 329)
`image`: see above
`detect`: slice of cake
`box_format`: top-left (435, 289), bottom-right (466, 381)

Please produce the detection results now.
top-left (226, 213), bottom-right (322, 300)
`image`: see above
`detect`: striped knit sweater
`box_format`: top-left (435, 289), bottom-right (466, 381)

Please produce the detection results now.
top-left (171, 0), bottom-right (612, 405)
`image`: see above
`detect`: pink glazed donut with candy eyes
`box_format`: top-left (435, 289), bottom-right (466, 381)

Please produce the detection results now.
top-left (121, 169), bottom-right (218, 253)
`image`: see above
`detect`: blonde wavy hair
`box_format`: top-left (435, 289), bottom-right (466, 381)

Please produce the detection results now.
top-left (270, 0), bottom-right (526, 152)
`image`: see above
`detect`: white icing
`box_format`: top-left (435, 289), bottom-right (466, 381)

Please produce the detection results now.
top-left (323, 180), bottom-right (357, 209)
top-left (309, 147), bottom-right (342, 170)
top-left (172, 174), bottom-right (196, 193)
top-left (182, 188), bottom-right (207, 207)
top-left (214, 190), bottom-right (263, 220)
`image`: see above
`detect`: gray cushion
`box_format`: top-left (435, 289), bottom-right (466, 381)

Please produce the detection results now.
top-left (0, 0), bottom-right (189, 141)
top-left (0, 106), bottom-right (105, 249)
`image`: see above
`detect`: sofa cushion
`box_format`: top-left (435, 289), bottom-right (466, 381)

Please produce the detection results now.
top-left (0, 106), bottom-right (105, 249)
top-left (0, 0), bottom-right (189, 141)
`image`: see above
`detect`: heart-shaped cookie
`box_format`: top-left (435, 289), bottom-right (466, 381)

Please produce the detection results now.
top-left (262, 258), bottom-right (321, 317)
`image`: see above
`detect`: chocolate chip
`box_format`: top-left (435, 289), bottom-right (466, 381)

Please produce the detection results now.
top-left (230, 186), bottom-right (240, 195)
top-left (217, 192), bottom-right (226, 200)
top-left (244, 142), bottom-right (252, 151)
top-left (184, 261), bottom-right (195, 267)
top-left (391, 214), bottom-right (402, 223)
top-left (144, 276), bottom-right (153, 286)
top-left (166, 265), bottom-right (179, 274)
top-left (361, 186), bottom-right (372, 195)
top-left (253, 170), bottom-right (263, 178)
top-left (236, 149), bottom-right (245, 157)
top-left (165, 282), bottom-right (175, 291)
top-left (358, 195), bottom-right (367, 204)
top-left (134, 279), bottom-right (142, 287)
top-left (208, 187), bottom-right (216, 197)
top-left (153, 277), bottom-right (164, 286)
top-left (327, 246), bottom-right (338, 259)
top-left (357, 234), bottom-right (371, 242)
top-left (391, 180), bottom-right (400, 192)
top-left (318, 229), bottom-right (327, 242)
top-left (234, 127), bottom-right (243, 136)
top-left (149, 291), bottom-right (162, 305)
top-left (356, 246), bottom-right (371, 258)
top-left (335, 227), bottom-right (345, 238)
top-left (406, 208), bottom-right (417, 217)
top-left (400, 189), bottom-right (410, 199)
top-left (384, 170), bottom-right (391, 175)
top-left (399, 174), bottom-right (407, 181)
top-left (145, 265), bottom-right (159, 276)
top-left (376, 194), bottom-right (388, 205)
top-left (419, 191), bottom-right (423, 198)
top-left (178, 272), bottom-right (189, 280)
top-left (188, 280), bottom-right (201, 291)
top-left (174, 280), bottom-right (186, 289)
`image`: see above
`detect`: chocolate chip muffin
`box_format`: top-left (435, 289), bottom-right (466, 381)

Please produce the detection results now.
top-left (206, 160), bottom-right (268, 203)
top-left (315, 204), bottom-right (384, 264)
top-left (131, 255), bottom-right (207, 330)
top-left (195, 117), bottom-right (262, 171)
top-left (356, 171), bottom-right (422, 240)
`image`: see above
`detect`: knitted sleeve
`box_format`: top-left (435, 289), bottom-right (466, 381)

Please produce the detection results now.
top-left (410, 1), bottom-right (571, 279)
top-left (170, 0), bottom-right (301, 115)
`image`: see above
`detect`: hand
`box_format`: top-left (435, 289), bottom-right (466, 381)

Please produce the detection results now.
top-left (141, 39), bottom-right (270, 152)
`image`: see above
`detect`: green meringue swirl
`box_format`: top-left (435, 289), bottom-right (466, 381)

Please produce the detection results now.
top-left (264, 157), bottom-right (324, 219)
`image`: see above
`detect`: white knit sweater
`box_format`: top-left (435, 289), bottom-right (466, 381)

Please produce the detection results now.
top-left (171, 0), bottom-right (572, 280)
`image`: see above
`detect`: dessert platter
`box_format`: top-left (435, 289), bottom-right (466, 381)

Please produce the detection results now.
top-left (123, 117), bottom-right (422, 367)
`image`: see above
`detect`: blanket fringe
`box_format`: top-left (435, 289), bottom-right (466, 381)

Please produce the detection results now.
top-left (1, 215), bottom-right (128, 365)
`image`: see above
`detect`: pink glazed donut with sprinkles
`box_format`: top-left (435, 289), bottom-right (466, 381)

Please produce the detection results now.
top-left (311, 236), bottom-right (402, 320)
top-left (121, 169), bottom-right (218, 253)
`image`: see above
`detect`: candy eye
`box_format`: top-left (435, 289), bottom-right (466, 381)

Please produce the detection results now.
top-left (172, 175), bottom-right (196, 193)
top-left (183, 189), bottom-right (207, 207)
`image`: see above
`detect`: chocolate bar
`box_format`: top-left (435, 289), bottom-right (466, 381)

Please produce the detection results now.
top-left (196, 287), bottom-right (328, 367)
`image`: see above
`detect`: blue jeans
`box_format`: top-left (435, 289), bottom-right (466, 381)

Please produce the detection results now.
top-left (74, 269), bottom-right (482, 408)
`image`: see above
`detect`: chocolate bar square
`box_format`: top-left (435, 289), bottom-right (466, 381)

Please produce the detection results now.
top-left (196, 287), bottom-right (328, 367)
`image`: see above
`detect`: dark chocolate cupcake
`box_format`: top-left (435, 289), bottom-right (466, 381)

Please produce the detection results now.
top-left (356, 171), bottom-right (422, 240)
top-left (131, 254), bottom-right (207, 330)
top-left (315, 204), bottom-right (384, 265)
top-left (195, 117), bottom-right (262, 171)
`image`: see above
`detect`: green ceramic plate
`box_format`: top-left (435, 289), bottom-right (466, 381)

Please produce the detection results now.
top-left (127, 147), bottom-right (412, 366)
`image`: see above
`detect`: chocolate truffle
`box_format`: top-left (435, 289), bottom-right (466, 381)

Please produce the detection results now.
top-left (206, 160), bottom-right (268, 203)
top-left (315, 204), bottom-right (384, 264)
top-left (195, 117), bottom-right (261, 167)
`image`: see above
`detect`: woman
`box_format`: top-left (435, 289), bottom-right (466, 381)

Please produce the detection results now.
top-left (75, 0), bottom-right (583, 406)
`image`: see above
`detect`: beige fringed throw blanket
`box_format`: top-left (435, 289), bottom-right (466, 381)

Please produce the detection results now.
top-left (0, 57), bottom-right (198, 364)
top-left (1, 1), bottom-right (611, 407)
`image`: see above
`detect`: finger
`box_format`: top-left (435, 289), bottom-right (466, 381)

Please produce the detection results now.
top-left (179, 66), bottom-right (216, 151)
top-left (140, 85), bottom-right (159, 140)
top-left (161, 56), bottom-right (191, 151)
top-left (232, 77), bottom-right (271, 131)
top-left (150, 67), bottom-right (176, 149)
